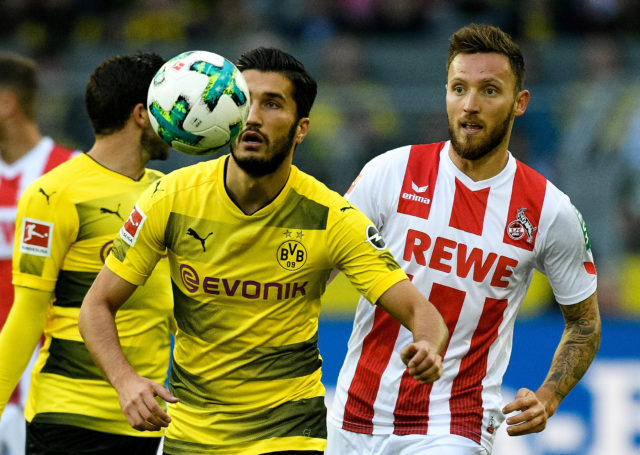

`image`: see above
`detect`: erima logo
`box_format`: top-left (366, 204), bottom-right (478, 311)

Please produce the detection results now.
top-left (402, 181), bottom-right (431, 204)
top-left (366, 224), bottom-right (386, 250)
top-left (412, 182), bottom-right (429, 193)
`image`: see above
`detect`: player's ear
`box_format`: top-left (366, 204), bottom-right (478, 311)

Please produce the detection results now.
top-left (132, 102), bottom-right (148, 127)
top-left (295, 118), bottom-right (310, 144)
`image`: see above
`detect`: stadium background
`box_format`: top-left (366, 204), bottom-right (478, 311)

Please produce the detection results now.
top-left (2, 1), bottom-right (639, 453)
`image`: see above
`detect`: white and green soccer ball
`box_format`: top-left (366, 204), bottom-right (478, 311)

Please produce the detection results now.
top-left (148, 50), bottom-right (250, 156)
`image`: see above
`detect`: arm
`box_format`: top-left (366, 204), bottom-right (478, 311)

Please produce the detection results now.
top-left (377, 279), bottom-right (449, 384)
top-left (0, 286), bottom-right (50, 416)
top-left (78, 266), bottom-right (178, 431)
top-left (502, 291), bottom-right (600, 436)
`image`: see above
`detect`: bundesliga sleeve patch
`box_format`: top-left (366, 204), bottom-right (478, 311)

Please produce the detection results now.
top-left (366, 224), bottom-right (387, 250)
top-left (20, 218), bottom-right (53, 257)
top-left (120, 204), bottom-right (147, 247)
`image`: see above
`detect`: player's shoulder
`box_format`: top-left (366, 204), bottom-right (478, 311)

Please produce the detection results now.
top-left (21, 153), bottom-right (85, 198)
top-left (153, 156), bottom-right (221, 194)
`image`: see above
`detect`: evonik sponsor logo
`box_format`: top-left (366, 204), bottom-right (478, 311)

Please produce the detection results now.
top-left (179, 263), bottom-right (307, 300)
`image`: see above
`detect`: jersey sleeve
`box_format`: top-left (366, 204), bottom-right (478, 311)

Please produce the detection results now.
top-left (105, 178), bottom-right (170, 286)
top-left (326, 203), bottom-right (407, 305)
top-left (12, 180), bottom-right (78, 292)
top-left (345, 155), bottom-right (387, 228)
top-left (537, 196), bottom-right (598, 305)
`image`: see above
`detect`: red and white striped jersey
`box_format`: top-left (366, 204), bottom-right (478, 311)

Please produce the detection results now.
top-left (329, 141), bottom-right (597, 452)
top-left (0, 137), bottom-right (78, 327)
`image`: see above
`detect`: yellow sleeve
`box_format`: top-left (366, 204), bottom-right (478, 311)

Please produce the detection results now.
top-left (0, 286), bottom-right (50, 415)
top-left (327, 206), bottom-right (407, 305)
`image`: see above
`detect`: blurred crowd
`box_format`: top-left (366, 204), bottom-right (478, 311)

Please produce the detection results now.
top-left (2, 0), bottom-right (640, 318)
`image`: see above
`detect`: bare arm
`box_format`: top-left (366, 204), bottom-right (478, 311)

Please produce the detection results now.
top-left (0, 286), bottom-right (50, 416)
top-left (78, 266), bottom-right (177, 431)
top-left (376, 279), bottom-right (449, 384)
top-left (502, 291), bottom-right (600, 436)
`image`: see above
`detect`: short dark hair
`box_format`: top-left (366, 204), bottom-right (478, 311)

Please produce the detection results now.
top-left (236, 47), bottom-right (317, 119)
top-left (0, 52), bottom-right (38, 120)
top-left (85, 52), bottom-right (165, 136)
top-left (447, 24), bottom-right (525, 92)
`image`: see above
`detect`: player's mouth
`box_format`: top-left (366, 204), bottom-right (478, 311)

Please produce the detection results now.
top-left (460, 121), bottom-right (483, 135)
top-left (240, 130), bottom-right (266, 149)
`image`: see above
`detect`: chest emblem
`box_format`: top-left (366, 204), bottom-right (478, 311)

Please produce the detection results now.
top-left (507, 207), bottom-right (537, 243)
top-left (277, 239), bottom-right (307, 271)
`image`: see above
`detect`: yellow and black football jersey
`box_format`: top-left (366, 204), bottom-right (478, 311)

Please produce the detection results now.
top-left (107, 154), bottom-right (407, 454)
top-left (12, 153), bottom-right (173, 437)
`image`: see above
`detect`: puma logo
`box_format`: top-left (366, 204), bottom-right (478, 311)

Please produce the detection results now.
top-left (187, 228), bottom-right (213, 252)
top-left (340, 206), bottom-right (355, 212)
top-left (152, 181), bottom-right (164, 196)
top-left (39, 188), bottom-right (55, 204)
top-left (100, 203), bottom-right (124, 221)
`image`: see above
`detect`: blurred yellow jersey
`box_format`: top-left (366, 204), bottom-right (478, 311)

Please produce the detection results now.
top-left (12, 153), bottom-right (173, 437)
top-left (107, 154), bottom-right (406, 454)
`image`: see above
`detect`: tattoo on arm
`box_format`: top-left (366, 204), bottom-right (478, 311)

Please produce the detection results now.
top-left (543, 293), bottom-right (601, 402)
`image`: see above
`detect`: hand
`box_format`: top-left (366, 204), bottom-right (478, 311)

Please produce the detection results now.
top-left (116, 373), bottom-right (179, 432)
top-left (400, 340), bottom-right (443, 384)
top-left (502, 388), bottom-right (551, 436)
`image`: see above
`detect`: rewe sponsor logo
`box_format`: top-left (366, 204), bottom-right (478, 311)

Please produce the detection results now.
top-left (403, 228), bottom-right (518, 288)
top-left (179, 263), bottom-right (307, 300)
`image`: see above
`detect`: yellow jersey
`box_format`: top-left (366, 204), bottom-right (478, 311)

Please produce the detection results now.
top-left (107, 154), bottom-right (406, 454)
top-left (12, 153), bottom-right (173, 437)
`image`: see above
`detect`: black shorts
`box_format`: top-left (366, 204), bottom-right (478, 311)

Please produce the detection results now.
top-left (26, 419), bottom-right (161, 455)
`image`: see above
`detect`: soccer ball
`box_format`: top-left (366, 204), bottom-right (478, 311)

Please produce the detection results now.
top-left (147, 50), bottom-right (250, 156)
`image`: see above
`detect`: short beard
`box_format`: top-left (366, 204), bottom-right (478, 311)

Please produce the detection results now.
top-left (142, 125), bottom-right (169, 161)
top-left (448, 106), bottom-right (513, 161)
top-left (231, 122), bottom-right (297, 177)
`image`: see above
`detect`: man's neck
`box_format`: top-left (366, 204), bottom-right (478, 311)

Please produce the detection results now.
top-left (87, 135), bottom-right (146, 181)
top-left (0, 123), bottom-right (42, 165)
top-left (224, 156), bottom-right (292, 215)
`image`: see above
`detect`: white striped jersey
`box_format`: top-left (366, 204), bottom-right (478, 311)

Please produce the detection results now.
top-left (329, 141), bottom-right (597, 452)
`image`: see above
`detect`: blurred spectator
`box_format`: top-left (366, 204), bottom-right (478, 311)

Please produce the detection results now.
top-left (300, 34), bottom-right (399, 191)
top-left (553, 34), bottom-right (639, 316)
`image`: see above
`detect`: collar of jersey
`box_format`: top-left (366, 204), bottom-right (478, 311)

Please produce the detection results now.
top-left (217, 154), bottom-right (297, 218)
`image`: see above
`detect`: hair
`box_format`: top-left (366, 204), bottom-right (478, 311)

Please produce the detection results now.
top-left (85, 52), bottom-right (165, 136)
top-left (0, 52), bottom-right (39, 120)
top-left (447, 24), bottom-right (525, 92)
top-left (236, 47), bottom-right (317, 119)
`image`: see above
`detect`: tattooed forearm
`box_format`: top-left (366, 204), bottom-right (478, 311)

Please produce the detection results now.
top-left (542, 292), bottom-right (601, 404)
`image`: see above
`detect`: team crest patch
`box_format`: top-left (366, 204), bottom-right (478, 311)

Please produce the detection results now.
top-left (120, 204), bottom-right (147, 247)
top-left (20, 218), bottom-right (53, 257)
top-left (366, 224), bottom-right (386, 250)
top-left (507, 208), bottom-right (537, 243)
top-left (277, 240), bottom-right (307, 271)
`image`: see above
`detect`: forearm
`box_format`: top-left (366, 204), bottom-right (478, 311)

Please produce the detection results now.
top-left (78, 267), bottom-right (139, 390)
top-left (378, 279), bottom-right (449, 354)
top-left (540, 293), bottom-right (601, 415)
top-left (0, 286), bottom-right (50, 414)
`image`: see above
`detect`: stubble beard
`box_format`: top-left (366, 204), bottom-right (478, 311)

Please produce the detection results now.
top-left (231, 122), bottom-right (298, 177)
top-left (448, 106), bottom-right (514, 161)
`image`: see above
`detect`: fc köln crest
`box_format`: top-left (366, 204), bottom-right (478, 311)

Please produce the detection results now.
top-left (507, 208), bottom-right (537, 243)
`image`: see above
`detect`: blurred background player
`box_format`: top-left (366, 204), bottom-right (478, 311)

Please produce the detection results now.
top-left (0, 51), bottom-right (78, 455)
top-left (0, 52), bottom-right (174, 454)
